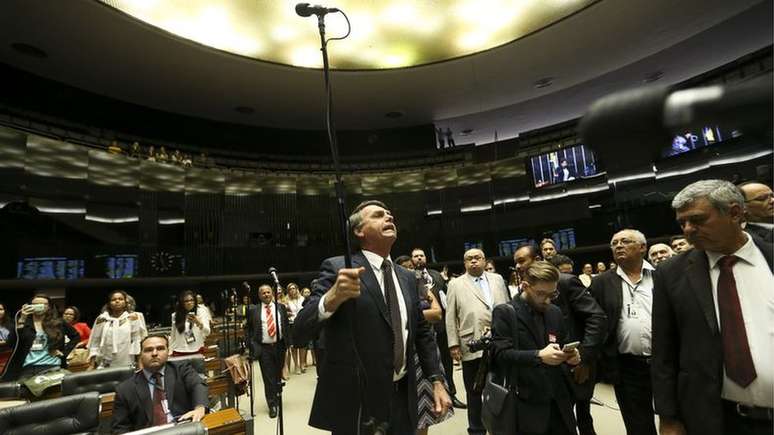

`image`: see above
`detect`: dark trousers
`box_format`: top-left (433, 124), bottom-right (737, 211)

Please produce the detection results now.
top-left (722, 400), bottom-right (772, 435)
top-left (522, 401), bottom-right (574, 435)
top-left (462, 358), bottom-right (485, 435)
top-left (435, 331), bottom-right (456, 396)
top-left (613, 355), bottom-right (656, 435)
top-left (331, 377), bottom-right (410, 435)
top-left (258, 343), bottom-right (284, 408)
top-left (575, 399), bottom-right (595, 435)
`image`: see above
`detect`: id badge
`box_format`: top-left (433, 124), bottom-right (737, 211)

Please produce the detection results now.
top-left (30, 335), bottom-right (45, 351)
top-left (161, 399), bottom-right (170, 416)
top-left (184, 329), bottom-right (196, 344)
top-left (629, 306), bottom-right (639, 319)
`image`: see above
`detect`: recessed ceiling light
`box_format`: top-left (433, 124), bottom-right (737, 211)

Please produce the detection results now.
top-left (533, 77), bottom-right (554, 89)
top-left (234, 106), bottom-right (255, 114)
top-left (643, 71), bottom-right (664, 83)
top-left (10, 42), bottom-right (48, 59)
top-left (385, 111), bottom-right (404, 119)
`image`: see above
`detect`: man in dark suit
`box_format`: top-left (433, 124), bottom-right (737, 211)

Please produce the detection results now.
top-left (491, 260), bottom-right (581, 435)
top-left (246, 284), bottom-right (290, 418)
top-left (514, 244), bottom-right (607, 435)
top-left (589, 229), bottom-right (657, 435)
top-left (111, 335), bottom-right (208, 433)
top-left (653, 179), bottom-right (774, 435)
top-left (294, 200), bottom-right (451, 435)
top-left (738, 181), bottom-right (773, 243)
top-left (410, 247), bottom-right (466, 409)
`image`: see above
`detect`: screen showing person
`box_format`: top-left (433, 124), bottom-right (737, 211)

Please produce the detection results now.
top-left (529, 144), bottom-right (599, 188)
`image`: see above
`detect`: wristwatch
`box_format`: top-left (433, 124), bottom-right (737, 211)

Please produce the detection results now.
top-left (428, 374), bottom-right (444, 384)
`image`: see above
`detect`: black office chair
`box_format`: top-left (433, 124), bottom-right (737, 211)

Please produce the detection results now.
top-left (0, 391), bottom-right (100, 435)
top-left (168, 354), bottom-right (206, 376)
top-left (0, 381), bottom-right (22, 400)
top-left (61, 366), bottom-right (134, 396)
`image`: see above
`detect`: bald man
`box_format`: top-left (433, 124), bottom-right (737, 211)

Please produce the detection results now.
top-left (738, 182), bottom-right (773, 243)
top-left (648, 243), bottom-right (675, 266)
top-left (446, 248), bottom-right (509, 435)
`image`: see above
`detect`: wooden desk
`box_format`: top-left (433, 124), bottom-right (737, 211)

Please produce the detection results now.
top-left (101, 392), bottom-right (116, 420)
top-left (201, 408), bottom-right (245, 435)
top-left (207, 375), bottom-right (232, 397)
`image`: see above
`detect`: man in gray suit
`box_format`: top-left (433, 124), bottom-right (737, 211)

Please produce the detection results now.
top-left (446, 248), bottom-right (509, 435)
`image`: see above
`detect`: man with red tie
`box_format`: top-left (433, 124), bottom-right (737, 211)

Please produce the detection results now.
top-left (111, 335), bottom-right (208, 433)
top-left (247, 284), bottom-right (290, 418)
top-left (653, 179), bottom-right (774, 435)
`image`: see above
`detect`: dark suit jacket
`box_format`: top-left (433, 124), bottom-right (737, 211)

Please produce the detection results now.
top-left (245, 302), bottom-right (290, 360)
top-left (111, 361), bottom-right (208, 434)
top-left (588, 267), bottom-right (634, 384)
top-left (745, 222), bottom-right (773, 243)
top-left (491, 297), bottom-right (576, 435)
top-left (294, 251), bottom-right (442, 434)
top-left (651, 234), bottom-right (773, 435)
top-left (553, 272), bottom-right (607, 398)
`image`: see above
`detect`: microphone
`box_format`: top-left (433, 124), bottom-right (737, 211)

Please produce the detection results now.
top-left (295, 3), bottom-right (339, 17)
top-left (579, 76), bottom-right (772, 170)
top-left (268, 267), bottom-right (281, 286)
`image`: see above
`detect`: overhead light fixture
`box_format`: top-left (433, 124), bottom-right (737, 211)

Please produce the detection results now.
top-left (159, 218), bottom-right (186, 225)
top-left (588, 204), bottom-right (602, 209)
top-left (461, 204), bottom-right (492, 213)
top-left (37, 206), bottom-right (86, 214)
top-left (426, 209), bottom-right (443, 216)
top-left (85, 215), bottom-right (140, 223)
top-left (493, 195), bottom-right (529, 205)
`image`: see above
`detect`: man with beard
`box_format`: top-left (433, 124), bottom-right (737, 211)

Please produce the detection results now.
top-left (411, 248), bottom-right (466, 409)
top-left (514, 244), bottom-right (607, 435)
top-left (111, 335), bottom-right (208, 433)
top-left (490, 261), bottom-right (581, 435)
top-left (589, 229), bottom-right (657, 435)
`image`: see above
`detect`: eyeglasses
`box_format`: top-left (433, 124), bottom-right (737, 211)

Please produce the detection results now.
top-left (610, 239), bottom-right (638, 248)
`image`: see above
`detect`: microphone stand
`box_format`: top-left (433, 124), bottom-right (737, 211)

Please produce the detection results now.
top-left (270, 273), bottom-right (286, 435)
top-left (305, 9), bottom-right (384, 435)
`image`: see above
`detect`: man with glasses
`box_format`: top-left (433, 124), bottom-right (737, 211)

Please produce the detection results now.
top-left (446, 248), bottom-right (509, 435)
top-left (738, 181), bottom-right (773, 243)
top-left (589, 229), bottom-right (657, 435)
top-left (514, 244), bottom-right (607, 435)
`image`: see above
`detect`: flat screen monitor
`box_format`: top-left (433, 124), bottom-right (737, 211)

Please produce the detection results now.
top-left (546, 228), bottom-right (577, 251)
top-left (498, 238), bottom-right (536, 257)
top-left (463, 241), bottom-right (483, 252)
top-left (528, 144), bottom-right (599, 188)
top-left (16, 257), bottom-right (85, 280)
top-left (96, 254), bottom-right (138, 279)
top-left (661, 125), bottom-right (740, 157)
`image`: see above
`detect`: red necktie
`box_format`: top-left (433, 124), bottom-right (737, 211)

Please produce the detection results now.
top-left (265, 304), bottom-right (276, 338)
top-left (717, 255), bottom-right (757, 387)
top-left (151, 372), bottom-right (167, 426)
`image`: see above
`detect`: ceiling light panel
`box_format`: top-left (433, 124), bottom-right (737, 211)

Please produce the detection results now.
top-left (101, 0), bottom-right (597, 69)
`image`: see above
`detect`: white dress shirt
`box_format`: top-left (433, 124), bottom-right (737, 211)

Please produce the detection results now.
top-left (318, 250), bottom-right (409, 381)
top-left (616, 260), bottom-right (655, 356)
top-left (261, 302), bottom-right (282, 344)
top-left (706, 232), bottom-right (774, 407)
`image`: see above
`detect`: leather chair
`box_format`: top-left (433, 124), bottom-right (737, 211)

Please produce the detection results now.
top-left (0, 381), bottom-right (21, 400)
top-left (168, 354), bottom-right (206, 376)
top-left (146, 422), bottom-right (207, 435)
top-left (61, 366), bottom-right (134, 396)
top-left (0, 391), bottom-right (100, 435)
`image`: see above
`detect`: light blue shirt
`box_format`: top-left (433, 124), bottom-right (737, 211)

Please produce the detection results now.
top-left (473, 274), bottom-right (493, 309)
top-left (142, 366), bottom-right (173, 423)
top-left (23, 331), bottom-right (61, 368)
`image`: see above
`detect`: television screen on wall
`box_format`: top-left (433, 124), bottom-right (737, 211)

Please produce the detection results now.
top-left (528, 144), bottom-right (600, 188)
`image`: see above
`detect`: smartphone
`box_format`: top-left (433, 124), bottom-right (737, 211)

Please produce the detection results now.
top-left (562, 341), bottom-right (580, 352)
top-left (28, 303), bottom-right (47, 313)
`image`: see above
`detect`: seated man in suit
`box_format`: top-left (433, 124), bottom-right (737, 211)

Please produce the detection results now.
top-left (491, 260), bottom-right (581, 435)
top-left (246, 284), bottom-right (289, 418)
top-left (111, 334), bottom-right (208, 434)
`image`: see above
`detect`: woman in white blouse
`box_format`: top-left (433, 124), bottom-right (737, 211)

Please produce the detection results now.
top-left (88, 290), bottom-right (147, 369)
top-left (285, 283), bottom-right (305, 374)
top-left (170, 290), bottom-right (211, 356)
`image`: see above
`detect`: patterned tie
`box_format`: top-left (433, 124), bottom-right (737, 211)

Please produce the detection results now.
top-left (265, 304), bottom-right (276, 338)
top-left (151, 372), bottom-right (167, 426)
top-left (717, 255), bottom-right (757, 387)
top-left (381, 259), bottom-right (404, 375)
